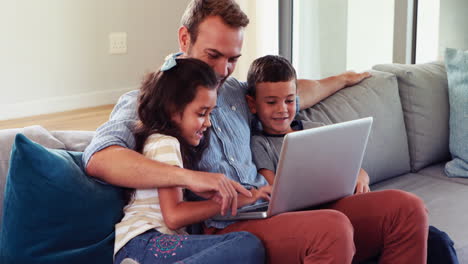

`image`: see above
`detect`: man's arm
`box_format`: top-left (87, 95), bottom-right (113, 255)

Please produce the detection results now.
top-left (84, 91), bottom-right (250, 215)
top-left (87, 146), bottom-right (197, 189)
top-left (297, 71), bottom-right (371, 110)
top-left (87, 146), bottom-right (251, 215)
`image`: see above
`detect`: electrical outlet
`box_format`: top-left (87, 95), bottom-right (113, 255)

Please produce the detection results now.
top-left (109, 32), bottom-right (127, 54)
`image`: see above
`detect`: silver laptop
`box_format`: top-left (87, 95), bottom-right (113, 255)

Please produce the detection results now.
top-left (212, 117), bottom-right (373, 221)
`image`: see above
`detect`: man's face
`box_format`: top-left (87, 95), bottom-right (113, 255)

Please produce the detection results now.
top-left (180, 16), bottom-right (244, 85)
top-left (246, 80), bottom-right (297, 135)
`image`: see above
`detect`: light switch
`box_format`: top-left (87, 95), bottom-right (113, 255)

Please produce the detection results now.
top-left (109, 32), bottom-right (127, 54)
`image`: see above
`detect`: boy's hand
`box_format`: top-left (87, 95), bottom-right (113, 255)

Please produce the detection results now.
top-left (354, 168), bottom-right (370, 194)
top-left (238, 185), bottom-right (272, 208)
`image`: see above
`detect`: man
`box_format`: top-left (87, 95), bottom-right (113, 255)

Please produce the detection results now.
top-left (84, 0), bottom-right (428, 263)
top-left (84, 0), bottom-right (369, 216)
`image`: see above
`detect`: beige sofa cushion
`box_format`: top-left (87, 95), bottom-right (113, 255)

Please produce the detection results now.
top-left (371, 170), bottom-right (468, 250)
top-left (373, 62), bottom-right (451, 172)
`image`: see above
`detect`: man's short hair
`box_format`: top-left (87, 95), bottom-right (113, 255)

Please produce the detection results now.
top-left (247, 55), bottom-right (297, 97)
top-left (181, 0), bottom-right (249, 44)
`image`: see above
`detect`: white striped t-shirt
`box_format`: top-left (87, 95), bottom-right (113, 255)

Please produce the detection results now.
top-left (114, 133), bottom-right (187, 256)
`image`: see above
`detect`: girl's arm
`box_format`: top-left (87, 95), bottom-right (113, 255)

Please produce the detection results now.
top-left (159, 185), bottom-right (272, 231)
top-left (159, 187), bottom-right (221, 230)
top-left (258, 169), bottom-right (276, 185)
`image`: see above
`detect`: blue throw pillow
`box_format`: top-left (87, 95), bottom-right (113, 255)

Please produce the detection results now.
top-left (0, 134), bottom-right (125, 264)
top-left (445, 48), bottom-right (468, 177)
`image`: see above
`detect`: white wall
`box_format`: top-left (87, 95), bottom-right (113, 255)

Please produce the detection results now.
top-left (0, 0), bottom-right (189, 120)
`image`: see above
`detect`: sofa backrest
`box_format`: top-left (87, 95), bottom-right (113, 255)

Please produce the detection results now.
top-left (373, 61), bottom-right (450, 172)
top-left (297, 70), bottom-right (411, 184)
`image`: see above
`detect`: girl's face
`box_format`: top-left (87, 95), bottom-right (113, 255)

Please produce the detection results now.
top-left (172, 86), bottom-right (217, 146)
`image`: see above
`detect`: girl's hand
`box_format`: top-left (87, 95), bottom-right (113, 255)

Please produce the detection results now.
top-left (354, 168), bottom-right (370, 194)
top-left (187, 171), bottom-right (252, 216)
top-left (238, 185), bottom-right (272, 208)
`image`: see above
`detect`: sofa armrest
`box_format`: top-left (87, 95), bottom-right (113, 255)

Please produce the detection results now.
top-left (51, 130), bottom-right (94, 152)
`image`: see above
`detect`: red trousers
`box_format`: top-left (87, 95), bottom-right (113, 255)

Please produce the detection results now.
top-left (205, 190), bottom-right (428, 264)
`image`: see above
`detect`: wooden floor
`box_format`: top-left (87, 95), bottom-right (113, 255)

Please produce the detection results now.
top-left (0, 105), bottom-right (114, 131)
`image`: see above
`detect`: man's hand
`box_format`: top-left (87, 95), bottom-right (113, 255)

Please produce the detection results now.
top-left (185, 171), bottom-right (252, 216)
top-left (354, 168), bottom-right (370, 194)
top-left (341, 71), bottom-right (372, 87)
top-left (297, 71), bottom-right (372, 110)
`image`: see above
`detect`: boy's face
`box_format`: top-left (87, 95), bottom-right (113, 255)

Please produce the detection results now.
top-left (246, 80), bottom-right (297, 135)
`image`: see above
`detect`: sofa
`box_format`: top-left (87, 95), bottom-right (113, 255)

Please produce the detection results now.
top-left (1, 61), bottom-right (467, 263)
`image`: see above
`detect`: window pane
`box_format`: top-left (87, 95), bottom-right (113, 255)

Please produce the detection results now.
top-left (437, 0), bottom-right (468, 58)
top-left (415, 0), bottom-right (440, 63)
top-left (292, 0), bottom-right (394, 79)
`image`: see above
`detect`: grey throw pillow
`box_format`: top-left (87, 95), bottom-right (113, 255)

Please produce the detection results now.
top-left (373, 61), bottom-right (451, 172)
top-left (444, 48), bottom-right (468, 177)
top-left (297, 70), bottom-right (411, 184)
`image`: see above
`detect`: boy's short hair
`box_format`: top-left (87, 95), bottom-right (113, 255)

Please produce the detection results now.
top-left (247, 55), bottom-right (297, 97)
top-left (181, 0), bottom-right (249, 44)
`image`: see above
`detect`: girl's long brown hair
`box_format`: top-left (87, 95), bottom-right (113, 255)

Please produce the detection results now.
top-left (125, 58), bottom-right (217, 203)
top-left (135, 58), bottom-right (217, 168)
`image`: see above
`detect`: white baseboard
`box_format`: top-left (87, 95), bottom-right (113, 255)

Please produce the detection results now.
top-left (0, 87), bottom-right (136, 120)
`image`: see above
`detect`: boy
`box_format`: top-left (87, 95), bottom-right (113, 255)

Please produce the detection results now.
top-left (246, 54), bottom-right (459, 264)
top-left (245, 55), bottom-right (370, 192)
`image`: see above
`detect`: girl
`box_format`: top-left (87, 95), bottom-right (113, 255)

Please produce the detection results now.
top-left (114, 56), bottom-right (264, 264)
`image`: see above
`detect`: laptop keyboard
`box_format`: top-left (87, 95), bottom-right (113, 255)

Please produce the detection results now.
top-left (238, 201), bottom-right (269, 213)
